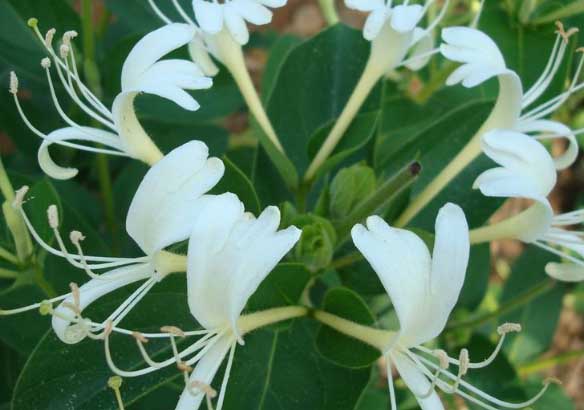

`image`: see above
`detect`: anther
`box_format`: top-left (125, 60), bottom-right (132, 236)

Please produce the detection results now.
top-left (45, 28), bottom-right (56, 48)
top-left (161, 326), bottom-right (185, 337)
top-left (578, 47), bottom-right (584, 53)
top-left (497, 323), bottom-right (522, 335)
top-left (47, 205), bottom-right (59, 228)
top-left (177, 361), bottom-right (193, 373)
top-left (13, 186), bottom-right (29, 208)
top-left (458, 349), bottom-right (469, 376)
top-left (62, 31), bottom-right (78, 47)
top-left (27, 18), bottom-right (38, 28)
top-left (39, 300), bottom-right (53, 316)
top-left (9, 71), bottom-right (18, 95)
top-left (69, 230), bottom-right (86, 245)
top-left (41, 57), bottom-right (51, 69)
top-left (191, 381), bottom-right (218, 398)
top-left (132, 332), bottom-right (149, 344)
top-left (544, 377), bottom-right (562, 386)
top-left (433, 349), bottom-right (449, 369)
top-left (104, 321), bottom-right (114, 337)
top-left (59, 44), bottom-right (70, 59)
top-left (555, 21), bottom-right (578, 43)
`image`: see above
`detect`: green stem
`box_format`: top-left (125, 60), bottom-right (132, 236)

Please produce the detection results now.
top-left (318, 0), bottom-right (340, 26)
top-left (81, 0), bottom-right (118, 252)
top-left (447, 279), bottom-right (556, 331)
top-left (313, 310), bottom-right (394, 351)
top-left (519, 348), bottom-right (584, 376)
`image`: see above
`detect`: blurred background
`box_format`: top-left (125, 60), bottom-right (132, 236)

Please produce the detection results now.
top-left (0, 0), bottom-right (583, 409)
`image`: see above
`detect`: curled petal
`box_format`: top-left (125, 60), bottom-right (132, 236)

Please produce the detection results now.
top-left (545, 263), bottom-right (584, 282)
top-left (193, 0), bottom-right (224, 34)
top-left (391, 5), bottom-right (424, 33)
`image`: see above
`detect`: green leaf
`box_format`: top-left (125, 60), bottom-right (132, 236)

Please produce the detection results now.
top-left (316, 287), bottom-right (379, 368)
top-left (265, 24), bottom-right (381, 175)
top-left (329, 164), bottom-right (376, 221)
top-left (211, 156), bottom-right (261, 214)
top-left (247, 263), bottom-right (311, 312)
top-left (500, 247), bottom-right (567, 365)
top-left (458, 244), bottom-right (491, 311)
top-left (262, 35), bottom-right (302, 104)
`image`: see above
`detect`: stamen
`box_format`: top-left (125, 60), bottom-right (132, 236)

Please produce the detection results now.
top-left (161, 326), bottom-right (186, 337)
top-left (62, 30), bottom-right (78, 47)
top-left (70, 282), bottom-right (81, 312)
top-left (215, 341), bottom-right (237, 410)
top-left (555, 21), bottom-right (579, 43)
top-left (498, 323), bottom-right (521, 335)
top-left (59, 44), bottom-right (70, 59)
top-left (27, 18), bottom-right (39, 29)
top-left (45, 28), bottom-right (56, 48)
top-left (108, 376), bottom-right (126, 410)
top-left (386, 358), bottom-right (398, 410)
top-left (9, 71), bottom-right (18, 95)
top-left (39, 300), bottom-right (54, 316)
top-left (418, 349), bottom-right (450, 399)
top-left (191, 381), bottom-right (217, 410)
top-left (171, 0), bottom-right (196, 25)
top-left (147, 0), bottom-right (173, 24)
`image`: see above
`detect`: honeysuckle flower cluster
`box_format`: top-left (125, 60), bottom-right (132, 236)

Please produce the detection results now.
top-left (2, 3), bottom-right (583, 410)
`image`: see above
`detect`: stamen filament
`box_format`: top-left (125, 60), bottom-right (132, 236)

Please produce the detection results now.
top-left (171, 0), bottom-right (196, 26)
top-left (147, 0), bottom-right (173, 24)
top-left (215, 341), bottom-right (237, 410)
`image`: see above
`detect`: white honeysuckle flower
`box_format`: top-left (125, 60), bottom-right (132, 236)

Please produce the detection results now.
top-left (100, 193), bottom-right (301, 410)
top-left (344, 0), bottom-right (447, 70)
top-left (177, 193), bottom-right (301, 409)
top-left (0, 141), bottom-right (224, 344)
top-left (11, 22), bottom-right (213, 180)
top-left (440, 24), bottom-right (582, 170)
top-left (351, 203), bottom-right (553, 409)
top-left (193, 0), bottom-right (285, 45)
top-left (473, 131), bottom-right (584, 282)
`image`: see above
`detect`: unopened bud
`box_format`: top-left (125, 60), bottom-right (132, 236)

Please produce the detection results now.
top-left (497, 323), bottom-right (522, 335)
top-left (161, 326), bottom-right (185, 337)
top-left (12, 186), bottom-right (29, 208)
top-left (108, 376), bottom-right (123, 390)
top-left (41, 57), bottom-right (51, 69)
top-left (27, 18), bottom-right (38, 28)
top-left (47, 205), bottom-right (59, 228)
top-left (70, 230), bottom-right (85, 244)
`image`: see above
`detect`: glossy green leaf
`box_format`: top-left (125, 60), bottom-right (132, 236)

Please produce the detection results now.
top-left (211, 156), bottom-right (261, 214)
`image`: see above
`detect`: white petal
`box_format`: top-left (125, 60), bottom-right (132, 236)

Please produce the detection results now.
top-left (363, 8), bottom-right (388, 41)
top-left (518, 120), bottom-right (579, 171)
top-left (187, 197), bottom-right (300, 333)
top-left (351, 216), bottom-right (432, 347)
top-left (187, 193), bottom-right (246, 329)
top-left (476, 130), bottom-right (557, 199)
top-left (405, 28), bottom-right (434, 71)
top-left (121, 24), bottom-right (196, 91)
top-left (231, 0), bottom-right (273, 25)
top-left (390, 5), bottom-right (424, 33)
top-left (175, 335), bottom-right (234, 410)
top-left (52, 264), bottom-right (152, 344)
top-left (126, 141), bottom-right (224, 255)
top-left (427, 204), bottom-right (469, 340)
top-left (545, 263), bottom-right (584, 282)
top-left (392, 352), bottom-right (445, 410)
top-left (193, 0), bottom-right (224, 34)
top-left (38, 127), bottom-right (123, 180)
top-left (189, 36), bottom-right (220, 77)
top-left (224, 5), bottom-right (250, 45)
top-left (345, 0), bottom-right (384, 12)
